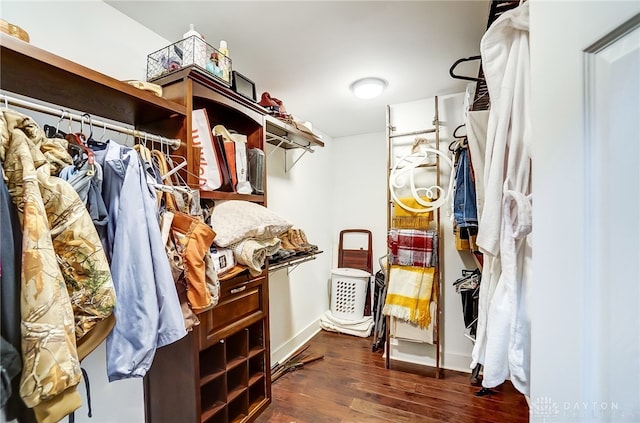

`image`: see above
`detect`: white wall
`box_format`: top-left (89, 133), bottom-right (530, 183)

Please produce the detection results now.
top-left (1, 1), bottom-right (169, 82)
top-left (264, 135), bottom-right (334, 365)
top-left (530, 1), bottom-right (640, 422)
top-left (330, 131), bottom-right (388, 270)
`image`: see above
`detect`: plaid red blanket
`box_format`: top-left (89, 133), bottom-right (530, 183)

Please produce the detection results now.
top-left (388, 229), bottom-right (437, 267)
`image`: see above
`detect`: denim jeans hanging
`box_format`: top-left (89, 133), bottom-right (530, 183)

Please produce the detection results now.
top-left (453, 148), bottom-right (478, 228)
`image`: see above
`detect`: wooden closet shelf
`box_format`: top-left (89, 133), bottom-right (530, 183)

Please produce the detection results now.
top-left (153, 67), bottom-right (266, 124)
top-left (0, 33), bottom-right (186, 125)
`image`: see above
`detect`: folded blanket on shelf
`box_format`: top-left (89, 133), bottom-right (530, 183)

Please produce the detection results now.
top-left (319, 310), bottom-right (374, 338)
top-left (382, 265), bottom-right (436, 329)
top-left (229, 237), bottom-right (280, 276)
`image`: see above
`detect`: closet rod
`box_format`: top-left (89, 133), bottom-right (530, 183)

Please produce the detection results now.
top-left (1, 93), bottom-right (182, 150)
top-left (389, 127), bottom-right (437, 139)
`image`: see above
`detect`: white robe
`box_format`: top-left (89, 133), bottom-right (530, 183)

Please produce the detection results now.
top-left (465, 109), bottom-right (490, 218)
top-left (471, 1), bottom-right (533, 396)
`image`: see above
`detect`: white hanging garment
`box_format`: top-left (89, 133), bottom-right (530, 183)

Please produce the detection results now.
top-left (464, 110), bottom-right (490, 218)
top-left (471, 0), bottom-right (533, 396)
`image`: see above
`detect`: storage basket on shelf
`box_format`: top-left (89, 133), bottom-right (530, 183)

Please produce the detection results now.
top-left (146, 35), bottom-right (232, 86)
top-left (330, 267), bottom-right (371, 321)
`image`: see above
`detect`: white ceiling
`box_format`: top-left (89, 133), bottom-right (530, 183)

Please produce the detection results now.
top-left (106, 1), bottom-right (490, 138)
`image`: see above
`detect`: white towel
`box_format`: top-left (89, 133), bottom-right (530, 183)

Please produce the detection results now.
top-left (229, 237), bottom-right (280, 276)
top-left (320, 311), bottom-right (374, 338)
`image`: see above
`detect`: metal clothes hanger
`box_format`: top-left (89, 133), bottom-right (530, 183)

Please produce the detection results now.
top-left (83, 113), bottom-right (107, 149)
top-left (65, 133), bottom-right (95, 176)
top-left (55, 109), bottom-right (66, 135)
top-left (66, 114), bottom-right (95, 176)
top-left (42, 109), bottom-right (83, 169)
top-left (162, 136), bottom-right (196, 187)
top-left (66, 109), bottom-right (74, 134)
top-left (135, 133), bottom-right (158, 182)
top-left (44, 109), bottom-right (69, 139)
top-left (149, 148), bottom-right (191, 194)
top-left (98, 121), bottom-right (107, 142)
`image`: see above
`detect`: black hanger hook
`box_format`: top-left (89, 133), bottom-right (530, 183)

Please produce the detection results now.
top-left (453, 124), bottom-right (466, 139)
top-left (449, 56), bottom-right (483, 82)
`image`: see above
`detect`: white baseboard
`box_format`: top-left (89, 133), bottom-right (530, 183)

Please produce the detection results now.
top-left (388, 338), bottom-right (473, 373)
top-left (270, 318), bottom-right (322, 366)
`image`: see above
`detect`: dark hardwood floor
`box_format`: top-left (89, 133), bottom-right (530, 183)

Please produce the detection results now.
top-left (256, 330), bottom-right (529, 423)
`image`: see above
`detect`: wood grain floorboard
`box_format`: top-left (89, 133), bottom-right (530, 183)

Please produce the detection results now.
top-left (285, 366), bottom-right (491, 422)
top-left (349, 398), bottom-right (439, 423)
top-left (256, 331), bottom-right (529, 423)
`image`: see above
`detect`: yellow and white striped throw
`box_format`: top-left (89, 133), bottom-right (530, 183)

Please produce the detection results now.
top-left (382, 265), bottom-right (436, 329)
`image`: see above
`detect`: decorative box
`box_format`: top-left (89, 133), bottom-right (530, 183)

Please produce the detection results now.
top-left (146, 35), bottom-right (232, 86)
top-left (210, 246), bottom-right (235, 276)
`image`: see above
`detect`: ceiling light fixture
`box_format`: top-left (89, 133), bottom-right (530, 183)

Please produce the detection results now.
top-left (350, 77), bottom-right (387, 99)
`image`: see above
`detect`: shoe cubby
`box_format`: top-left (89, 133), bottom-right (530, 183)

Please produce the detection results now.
top-left (228, 391), bottom-right (249, 423)
top-left (248, 356), bottom-right (265, 388)
top-left (146, 275), bottom-right (270, 423)
top-left (226, 329), bottom-right (249, 370)
top-left (248, 383), bottom-right (266, 415)
top-left (200, 340), bottom-right (226, 384)
top-left (200, 379), bottom-right (227, 421)
top-left (202, 409), bottom-right (227, 423)
top-left (227, 363), bottom-right (248, 402)
top-left (248, 321), bottom-right (265, 356)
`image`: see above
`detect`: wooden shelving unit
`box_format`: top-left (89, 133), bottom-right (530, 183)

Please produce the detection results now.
top-left (142, 68), bottom-right (272, 423)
